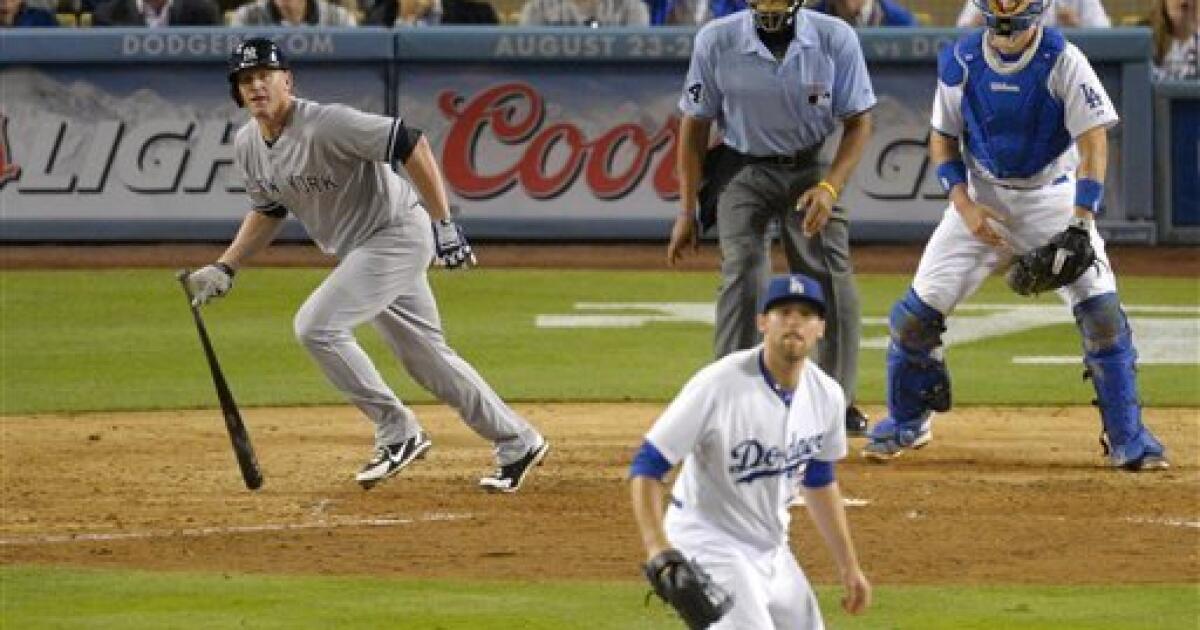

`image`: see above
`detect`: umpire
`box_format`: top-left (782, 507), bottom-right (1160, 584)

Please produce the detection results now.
top-left (667, 0), bottom-right (875, 436)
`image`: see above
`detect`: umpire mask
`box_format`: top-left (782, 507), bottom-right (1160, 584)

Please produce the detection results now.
top-left (748, 0), bottom-right (802, 32)
top-left (972, 0), bottom-right (1050, 36)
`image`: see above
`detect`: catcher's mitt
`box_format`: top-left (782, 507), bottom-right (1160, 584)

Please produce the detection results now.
top-left (644, 549), bottom-right (733, 630)
top-left (1005, 220), bottom-right (1096, 296)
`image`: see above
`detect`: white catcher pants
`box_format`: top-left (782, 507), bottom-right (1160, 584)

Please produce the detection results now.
top-left (292, 210), bottom-right (540, 465)
top-left (912, 175), bottom-right (1118, 315)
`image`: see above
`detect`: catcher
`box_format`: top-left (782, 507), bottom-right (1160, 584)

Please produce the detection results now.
top-left (862, 0), bottom-right (1168, 471)
top-left (630, 275), bottom-right (871, 629)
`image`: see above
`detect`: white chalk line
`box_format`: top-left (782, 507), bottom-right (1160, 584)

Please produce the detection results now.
top-left (0, 512), bottom-right (473, 546)
top-left (788, 497), bottom-right (872, 508)
top-left (1122, 516), bottom-right (1200, 529)
top-left (784, 503), bottom-right (1198, 529)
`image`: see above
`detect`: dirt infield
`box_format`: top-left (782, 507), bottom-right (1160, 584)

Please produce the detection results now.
top-left (2, 404), bottom-right (1196, 585)
top-left (3, 244), bottom-right (1196, 586)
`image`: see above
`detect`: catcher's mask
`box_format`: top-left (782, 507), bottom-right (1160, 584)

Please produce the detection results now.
top-left (972, 0), bottom-right (1051, 37)
top-left (228, 38), bottom-right (290, 107)
top-left (748, 0), bottom-right (802, 33)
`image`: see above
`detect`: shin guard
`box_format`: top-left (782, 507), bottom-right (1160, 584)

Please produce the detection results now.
top-left (886, 289), bottom-right (951, 424)
top-left (1075, 293), bottom-right (1165, 467)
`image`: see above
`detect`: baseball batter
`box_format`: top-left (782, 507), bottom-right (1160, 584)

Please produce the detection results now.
top-left (863, 0), bottom-right (1169, 471)
top-left (667, 0), bottom-right (877, 438)
top-left (185, 38), bottom-right (548, 492)
top-left (631, 274), bottom-right (871, 629)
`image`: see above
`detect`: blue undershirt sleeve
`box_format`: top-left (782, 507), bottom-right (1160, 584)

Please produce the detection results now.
top-left (629, 440), bottom-right (672, 481)
top-left (801, 459), bottom-right (835, 488)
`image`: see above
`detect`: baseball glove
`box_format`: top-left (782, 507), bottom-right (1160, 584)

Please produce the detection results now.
top-left (644, 549), bottom-right (733, 629)
top-left (1005, 220), bottom-right (1096, 296)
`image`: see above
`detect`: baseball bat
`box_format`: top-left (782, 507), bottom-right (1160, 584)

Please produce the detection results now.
top-left (176, 270), bottom-right (264, 491)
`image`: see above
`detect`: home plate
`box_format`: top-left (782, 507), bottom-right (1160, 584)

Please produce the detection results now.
top-left (789, 496), bottom-right (871, 508)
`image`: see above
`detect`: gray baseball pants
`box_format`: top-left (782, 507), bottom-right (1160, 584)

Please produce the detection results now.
top-left (714, 162), bottom-right (861, 402)
top-left (292, 216), bottom-right (540, 466)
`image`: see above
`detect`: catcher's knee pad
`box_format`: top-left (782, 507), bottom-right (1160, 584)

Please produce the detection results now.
top-left (886, 290), bottom-right (952, 422)
top-left (1075, 293), bottom-right (1164, 464)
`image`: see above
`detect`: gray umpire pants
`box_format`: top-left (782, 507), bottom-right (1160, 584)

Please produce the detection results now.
top-left (292, 216), bottom-right (540, 466)
top-left (715, 161), bottom-right (861, 404)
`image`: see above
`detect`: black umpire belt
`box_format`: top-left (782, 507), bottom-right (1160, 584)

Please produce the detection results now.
top-left (735, 146), bottom-right (820, 169)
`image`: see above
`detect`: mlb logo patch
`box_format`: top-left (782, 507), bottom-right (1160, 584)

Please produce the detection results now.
top-left (804, 84), bottom-right (832, 106)
top-left (789, 278), bottom-right (806, 295)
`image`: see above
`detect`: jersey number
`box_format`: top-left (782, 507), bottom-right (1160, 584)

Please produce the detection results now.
top-left (687, 82), bottom-right (702, 104)
top-left (1080, 83), bottom-right (1103, 109)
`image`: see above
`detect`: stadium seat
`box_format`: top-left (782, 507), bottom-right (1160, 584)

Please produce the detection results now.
top-left (78, 11), bottom-right (91, 26)
top-left (224, 9), bottom-right (235, 24)
top-left (55, 12), bottom-right (78, 26)
top-left (914, 11), bottom-right (931, 26)
top-left (1120, 14), bottom-right (1145, 27)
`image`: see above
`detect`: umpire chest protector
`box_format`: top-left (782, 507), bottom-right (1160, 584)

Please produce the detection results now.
top-left (946, 28), bottom-right (1072, 180)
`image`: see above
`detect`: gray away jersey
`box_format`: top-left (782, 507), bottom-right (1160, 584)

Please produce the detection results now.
top-left (234, 98), bottom-right (421, 257)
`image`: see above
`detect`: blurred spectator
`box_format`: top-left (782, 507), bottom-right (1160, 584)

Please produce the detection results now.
top-left (365, 0), bottom-right (442, 25)
top-left (441, 0), bottom-right (496, 23)
top-left (93, 0), bottom-right (221, 25)
top-left (700, 0), bottom-right (915, 27)
top-left (21, 0), bottom-right (54, 14)
top-left (807, 0), bottom-right (917, 26)
top-left (0, 0), bottom-right (56, 25)
top-left (1149, 0), bottom-right (1198, 80)
top-left (957, 0), bottom-right (1111, 28)
top-left (231, 0), bottom-right (357, 25)
top-left (519, 0), bottom-right (649, 26)
top-left (646, 0), bottom-right (703, 25)
top-left (699, 0), bottom-right (743, 22)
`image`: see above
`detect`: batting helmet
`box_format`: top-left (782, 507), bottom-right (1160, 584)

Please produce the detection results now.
top-left (228, 38), bottom-right (289, 107)
top-left (971, 0), bottom-right (1052, 37)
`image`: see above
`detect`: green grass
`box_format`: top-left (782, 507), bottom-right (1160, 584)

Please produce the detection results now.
top-left (2, 270), bottom-right (1197, 414)
top-left (2, 566), bottom-right (1196, 629)
top-left (2, 271), bottom-right (1197, 627)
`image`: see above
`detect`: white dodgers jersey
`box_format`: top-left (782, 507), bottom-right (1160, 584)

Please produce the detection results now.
top-left (648, 348), bottom-right (847, 552)
top-left (234, 99), bottom-right (422, 258)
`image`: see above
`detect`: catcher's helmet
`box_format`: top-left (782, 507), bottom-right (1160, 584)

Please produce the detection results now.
top-left (972, 0), bottom-right (1051, 37)
top-left (747, 0), bottom-right (803, 32)
top-left (228, 38), bottom-right (289, 107)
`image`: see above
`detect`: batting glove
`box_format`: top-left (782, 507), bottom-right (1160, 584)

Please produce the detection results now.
top-left (432, 219), bottom-right (476, 269)
top-left (185, 263), bottom-right (235, 307)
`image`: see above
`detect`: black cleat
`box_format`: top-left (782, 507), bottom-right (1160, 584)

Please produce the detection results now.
top-left (479, 440), bottom-right (549, 494)
top-left (845, 405), bottom-right (870, 437)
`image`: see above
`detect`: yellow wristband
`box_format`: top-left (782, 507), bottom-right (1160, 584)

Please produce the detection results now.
top-left (817, 180), bottom-right (839, 201)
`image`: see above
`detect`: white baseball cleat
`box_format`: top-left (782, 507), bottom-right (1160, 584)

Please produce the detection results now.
top-left (356, 432), bottom-right (432, 490)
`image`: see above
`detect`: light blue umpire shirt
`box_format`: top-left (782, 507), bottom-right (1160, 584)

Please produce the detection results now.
top-left (679, 8), bottom-right (876, 157)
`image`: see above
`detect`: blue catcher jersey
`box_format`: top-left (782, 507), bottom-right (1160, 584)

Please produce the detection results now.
top-left (930, 27), bottom-right (1118, 188)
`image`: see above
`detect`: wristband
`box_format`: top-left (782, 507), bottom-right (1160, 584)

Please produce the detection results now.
top-left (215, 262), bottom-right (236, 278)
top-left (1074, 178), bottom-right (1104, 214)
top-left (936, 160), bottom-right (968, 193)
top-left (817, 180), bottom-right (839, 201)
